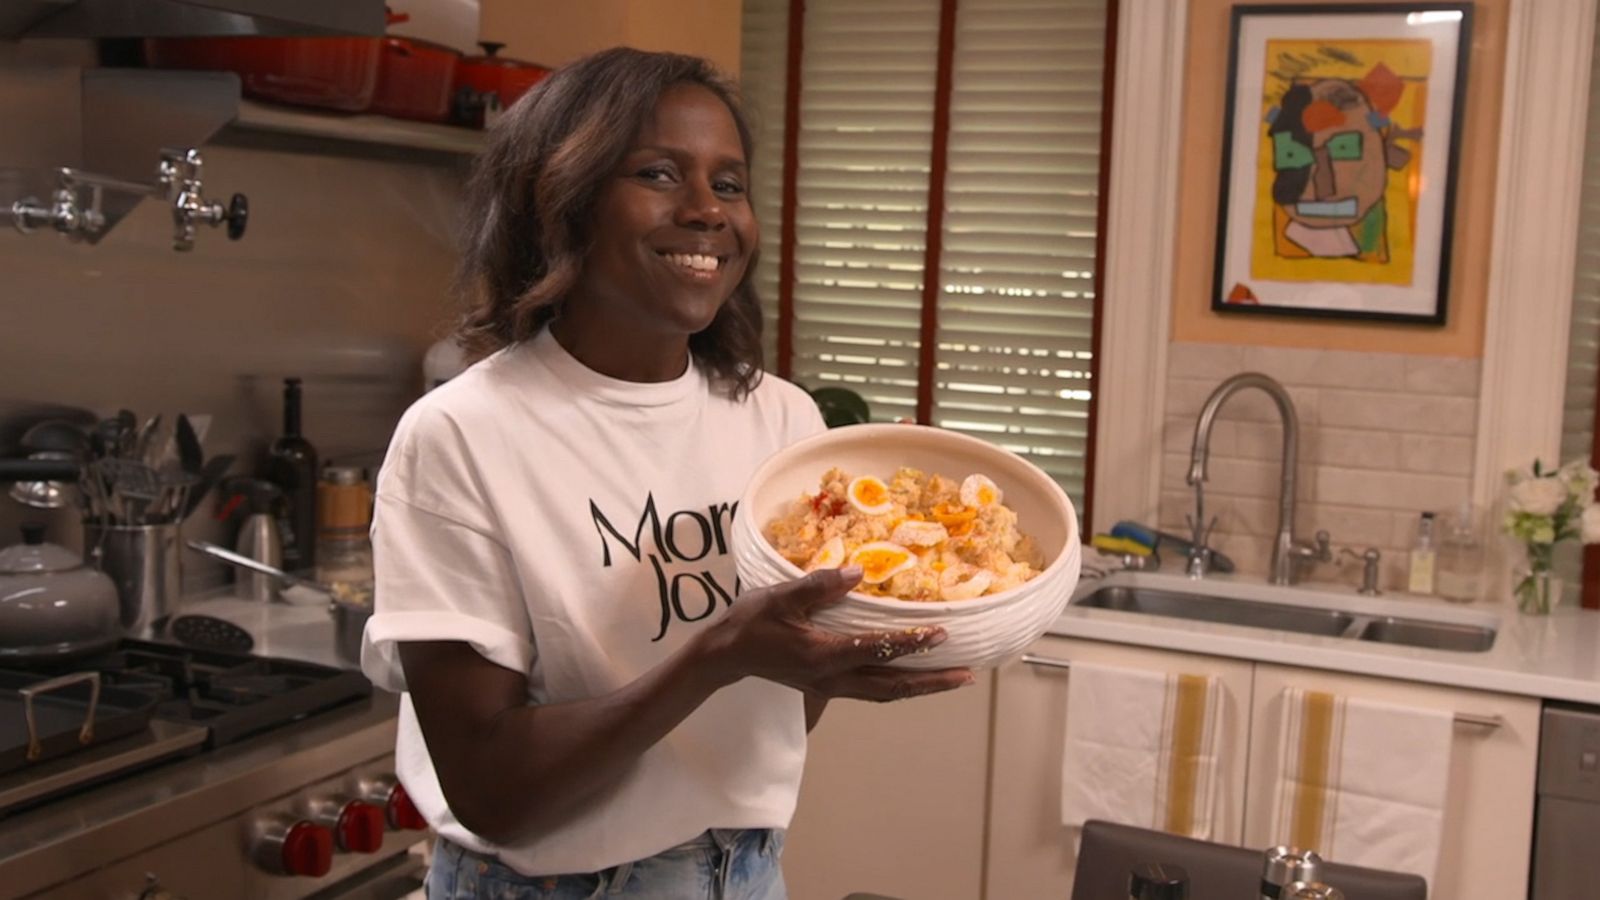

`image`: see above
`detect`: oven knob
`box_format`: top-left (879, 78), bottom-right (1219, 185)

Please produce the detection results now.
top-left (303, 795), bottom-right (387, 853)
top-left (356, 773), bottom-right (429, 831)
top-left (250, 814), bottom-right (333, 877)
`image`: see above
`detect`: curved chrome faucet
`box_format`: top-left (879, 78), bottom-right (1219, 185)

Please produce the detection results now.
top-left (1188, 372), bottom-right (1328, 584)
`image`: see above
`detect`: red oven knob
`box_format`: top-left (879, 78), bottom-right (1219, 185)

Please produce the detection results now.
top-left (388, 782), bottom-right (428, 831)
top-left (355, 773), bottom-right (429, 831)
top-left (303, 795), bottom-right (387, 853)
top-left (250, 814), bottom-right (333, 877)
top-left (282, 822), bottom-right (334, 876)
top-left (336, 800), bottom-right (387, 853)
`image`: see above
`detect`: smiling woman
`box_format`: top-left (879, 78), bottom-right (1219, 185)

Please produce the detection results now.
top-left (358, 47), bottom-right (974, 900)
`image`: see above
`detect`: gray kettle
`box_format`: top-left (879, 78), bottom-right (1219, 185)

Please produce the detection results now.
top-left (0, 523), bottom-right (122, 662)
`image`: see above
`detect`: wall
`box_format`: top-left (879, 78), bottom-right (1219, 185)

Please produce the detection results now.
top-left (0, 128), bottom-right (463, 586)
top-left (480, 0), bottom-right (744, 76)
top-left (1157, 0), bottom-right (1508, 592)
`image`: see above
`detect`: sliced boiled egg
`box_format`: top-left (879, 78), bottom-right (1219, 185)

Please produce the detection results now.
top-left (890, 519), bottom-right (949, 548)
top-left (847, 475), bottom-right (894, 516)
top-left (960, 474), bottom-right (1002, 508)
top-left (805, 536), bottom-right (847, 571)
top-left (940, 568), bottom-right (993, 601)
top-left (848, 541), bottom-right (918, 584)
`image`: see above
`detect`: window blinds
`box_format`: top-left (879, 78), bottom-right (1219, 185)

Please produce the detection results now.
top-left (1562, 18), bottom-right (1600, 468)
top-left (740, 0), bottom-right (1110, 502)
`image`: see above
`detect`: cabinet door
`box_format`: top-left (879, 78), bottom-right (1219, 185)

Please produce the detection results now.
top-left (783, 670), bottom-right (993, 900)
top-left (1244, 663), bottom-right (1541, 900)
top-left (984, 636), bottom-right (1254, 900)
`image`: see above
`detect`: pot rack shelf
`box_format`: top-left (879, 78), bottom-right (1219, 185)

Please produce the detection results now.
top-left (225, 99), bottom-right (485, 157)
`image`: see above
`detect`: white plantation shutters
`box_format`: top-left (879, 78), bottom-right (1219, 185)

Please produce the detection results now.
top-left (740, 0), bottom-right (1112, 505)
top-left (936, 0), bottom-right (1107, 493)
top-left (1563, 20), bottom-right (1600, 468)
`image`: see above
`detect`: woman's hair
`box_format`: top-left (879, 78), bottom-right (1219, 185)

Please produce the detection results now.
top-left (455, 47), bottom-right (765, 399)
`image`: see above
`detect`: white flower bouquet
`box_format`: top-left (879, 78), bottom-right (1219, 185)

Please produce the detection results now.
top-left (1502, 458), bottom-right (1600, 613)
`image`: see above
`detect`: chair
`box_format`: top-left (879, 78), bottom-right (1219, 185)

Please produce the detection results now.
top-left (1070, 820), bottom-right (1428, 900)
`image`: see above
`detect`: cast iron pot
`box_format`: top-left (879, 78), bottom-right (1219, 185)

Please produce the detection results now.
top-left (0, 523), bottom-right (121, 663)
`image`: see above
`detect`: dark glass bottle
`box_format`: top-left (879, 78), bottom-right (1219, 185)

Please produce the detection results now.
top-left (266, 377), bottom-right (318, 571)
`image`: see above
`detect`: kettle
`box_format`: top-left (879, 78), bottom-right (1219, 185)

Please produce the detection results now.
top-left (0, 523), bottom-right (121, 661)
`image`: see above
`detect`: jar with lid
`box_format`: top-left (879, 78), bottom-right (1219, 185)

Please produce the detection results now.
top-left (314, 466), bottom-right (374, 604)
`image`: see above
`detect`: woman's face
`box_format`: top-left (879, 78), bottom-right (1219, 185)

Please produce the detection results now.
top-left (573, 83), bottom-right (758, 339)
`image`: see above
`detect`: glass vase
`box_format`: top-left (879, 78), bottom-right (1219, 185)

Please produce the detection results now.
top-left (1514, 565), bottom-right (1562, 615)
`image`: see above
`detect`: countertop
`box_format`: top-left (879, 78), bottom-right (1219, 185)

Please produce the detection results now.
top-left (1047, 568), bottom-right (1600, 705)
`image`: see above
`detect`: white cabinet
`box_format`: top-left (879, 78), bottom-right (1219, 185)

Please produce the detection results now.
top-left (983, 636), bottom-right (1255, 900)
top-left (783, 671), bottom-right (994, 900)
top-left (1244, 663), bottom-right (1541, 900)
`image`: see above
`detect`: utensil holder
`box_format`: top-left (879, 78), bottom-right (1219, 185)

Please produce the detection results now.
top-left (84, 522), bottom-right (181, 635)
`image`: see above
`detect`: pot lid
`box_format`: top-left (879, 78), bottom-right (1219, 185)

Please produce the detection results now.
top-left (0, 523), bottom-right (84, 574)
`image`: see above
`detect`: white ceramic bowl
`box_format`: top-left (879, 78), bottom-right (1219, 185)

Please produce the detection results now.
top-left (732, 423), bottom-right (1081, 670)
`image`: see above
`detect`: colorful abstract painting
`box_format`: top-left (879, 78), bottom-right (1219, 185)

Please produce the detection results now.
top-left (1212, 5), bottom-right (1470, 323)
top-left (1251, 39), bottom-right (1431, 286)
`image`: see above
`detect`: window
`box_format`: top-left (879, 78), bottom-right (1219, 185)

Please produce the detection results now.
top-left (741, 0), bottom-right (1115, 512)
top-left (1561, 19), bottom-right (1600, 605)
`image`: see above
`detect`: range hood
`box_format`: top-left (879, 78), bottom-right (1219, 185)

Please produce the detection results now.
top-left (5, 0), bottom-right (384, 39)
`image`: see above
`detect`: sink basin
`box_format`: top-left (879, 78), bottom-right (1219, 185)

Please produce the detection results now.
top-left (1357, 617), bottom-right (1497, 652)
top-left (1074, 585), bottom-right (1355, 637)
top-left (1071, 583), bottom-right (1498, 652)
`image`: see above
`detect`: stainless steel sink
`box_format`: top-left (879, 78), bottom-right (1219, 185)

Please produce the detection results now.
top-left (1356, 617), bottom-right (1497, 652)
top-left (1072, 584), bottom-right (1497, 652)
top-left (1074, 585), bottom-right (1355, 637)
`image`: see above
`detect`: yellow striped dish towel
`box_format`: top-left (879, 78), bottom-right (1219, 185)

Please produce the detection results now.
top-left (1270, 688), bottom-right (1453, 883)
top-left (1059, 661), bottom-right (1222, 839)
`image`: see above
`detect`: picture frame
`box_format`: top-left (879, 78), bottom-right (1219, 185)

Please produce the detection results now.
top-left (1211, 3), bottom-right (1473, 324)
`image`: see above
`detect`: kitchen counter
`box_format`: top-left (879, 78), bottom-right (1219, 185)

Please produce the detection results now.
top-left (1049, 569), bottom-right (1600, 704)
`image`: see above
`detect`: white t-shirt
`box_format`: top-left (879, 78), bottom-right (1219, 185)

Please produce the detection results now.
top-left (361, 328), bottom-right (826, 876)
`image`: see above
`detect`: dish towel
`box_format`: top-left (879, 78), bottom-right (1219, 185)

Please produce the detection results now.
top-left (1059, 661), bottom-right (1222, 839)
top-left (1270, 688), bottom-right (1454, 883)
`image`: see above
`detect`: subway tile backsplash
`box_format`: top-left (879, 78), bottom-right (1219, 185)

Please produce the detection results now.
top-left (1161, 342), bottom-right (1480, 591)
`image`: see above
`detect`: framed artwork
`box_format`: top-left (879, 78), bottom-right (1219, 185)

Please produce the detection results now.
top-left (1212, 3), bottom-right (1473, 323)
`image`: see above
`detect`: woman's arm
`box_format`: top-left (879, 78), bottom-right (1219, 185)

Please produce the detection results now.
top-left (399, 566), bottom-right (968, 845)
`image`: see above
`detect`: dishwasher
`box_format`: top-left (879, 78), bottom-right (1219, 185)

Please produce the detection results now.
top-left (1531, 702), bottom-right (1600, 897)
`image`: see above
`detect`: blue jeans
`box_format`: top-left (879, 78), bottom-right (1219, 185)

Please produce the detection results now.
top-left (426, 829), bottom-right (788, 899)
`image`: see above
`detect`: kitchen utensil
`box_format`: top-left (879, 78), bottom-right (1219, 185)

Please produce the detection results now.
top-left (167, 613), bottom-right (255, 653)
top-left (0, 671), bottom-right (158, 775)
top-left (453, 41), bottom-right (549, 126)
top-left (174, 414), bottom-right (203, 475)
top-left (731, 423), bottom-right (1081, 671)
top-left (0, 524), bottom-right (123, 662)
top-left (186, 539), bottom-right (331, 595)
top-left (182, 453), bottom-right (237, 522)
top-left (85, 522), bottom-right (181, 635)
top-left (371, 34), bottom-right (460, 122)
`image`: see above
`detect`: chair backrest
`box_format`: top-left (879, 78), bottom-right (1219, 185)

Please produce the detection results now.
top-left (1069, 820), bottom-right (1428, 900)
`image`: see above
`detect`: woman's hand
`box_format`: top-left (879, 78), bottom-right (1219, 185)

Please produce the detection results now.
top-left (696, 565), bottom-right (975, 701)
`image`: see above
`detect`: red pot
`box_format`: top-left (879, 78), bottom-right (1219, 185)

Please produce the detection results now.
top-left (145, 36), bottom-right (384, 113)
top-left (454, 42), bottom-right (550, 127)
top-left (370, 35), bottom-right (460, 122)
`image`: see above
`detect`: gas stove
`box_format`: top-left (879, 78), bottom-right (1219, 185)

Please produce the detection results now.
top-left (0, 639), bottom-right (427, 900)
top-left (0, 639), bottom-right (372, 816)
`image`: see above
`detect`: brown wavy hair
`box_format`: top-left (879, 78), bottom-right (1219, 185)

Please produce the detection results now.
top-left (454, 47), bottom-right (765, 399)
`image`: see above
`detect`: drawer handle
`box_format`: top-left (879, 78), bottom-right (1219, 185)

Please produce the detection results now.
top-left (1018, 655), bottom-right (1502, 730)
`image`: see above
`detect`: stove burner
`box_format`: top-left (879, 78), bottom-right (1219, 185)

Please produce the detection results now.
top-left (25, 640), bottom-right (371, 748)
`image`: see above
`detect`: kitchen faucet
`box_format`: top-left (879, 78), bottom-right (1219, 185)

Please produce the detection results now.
top-left (1187, 372), bottom-right (1330, 584)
